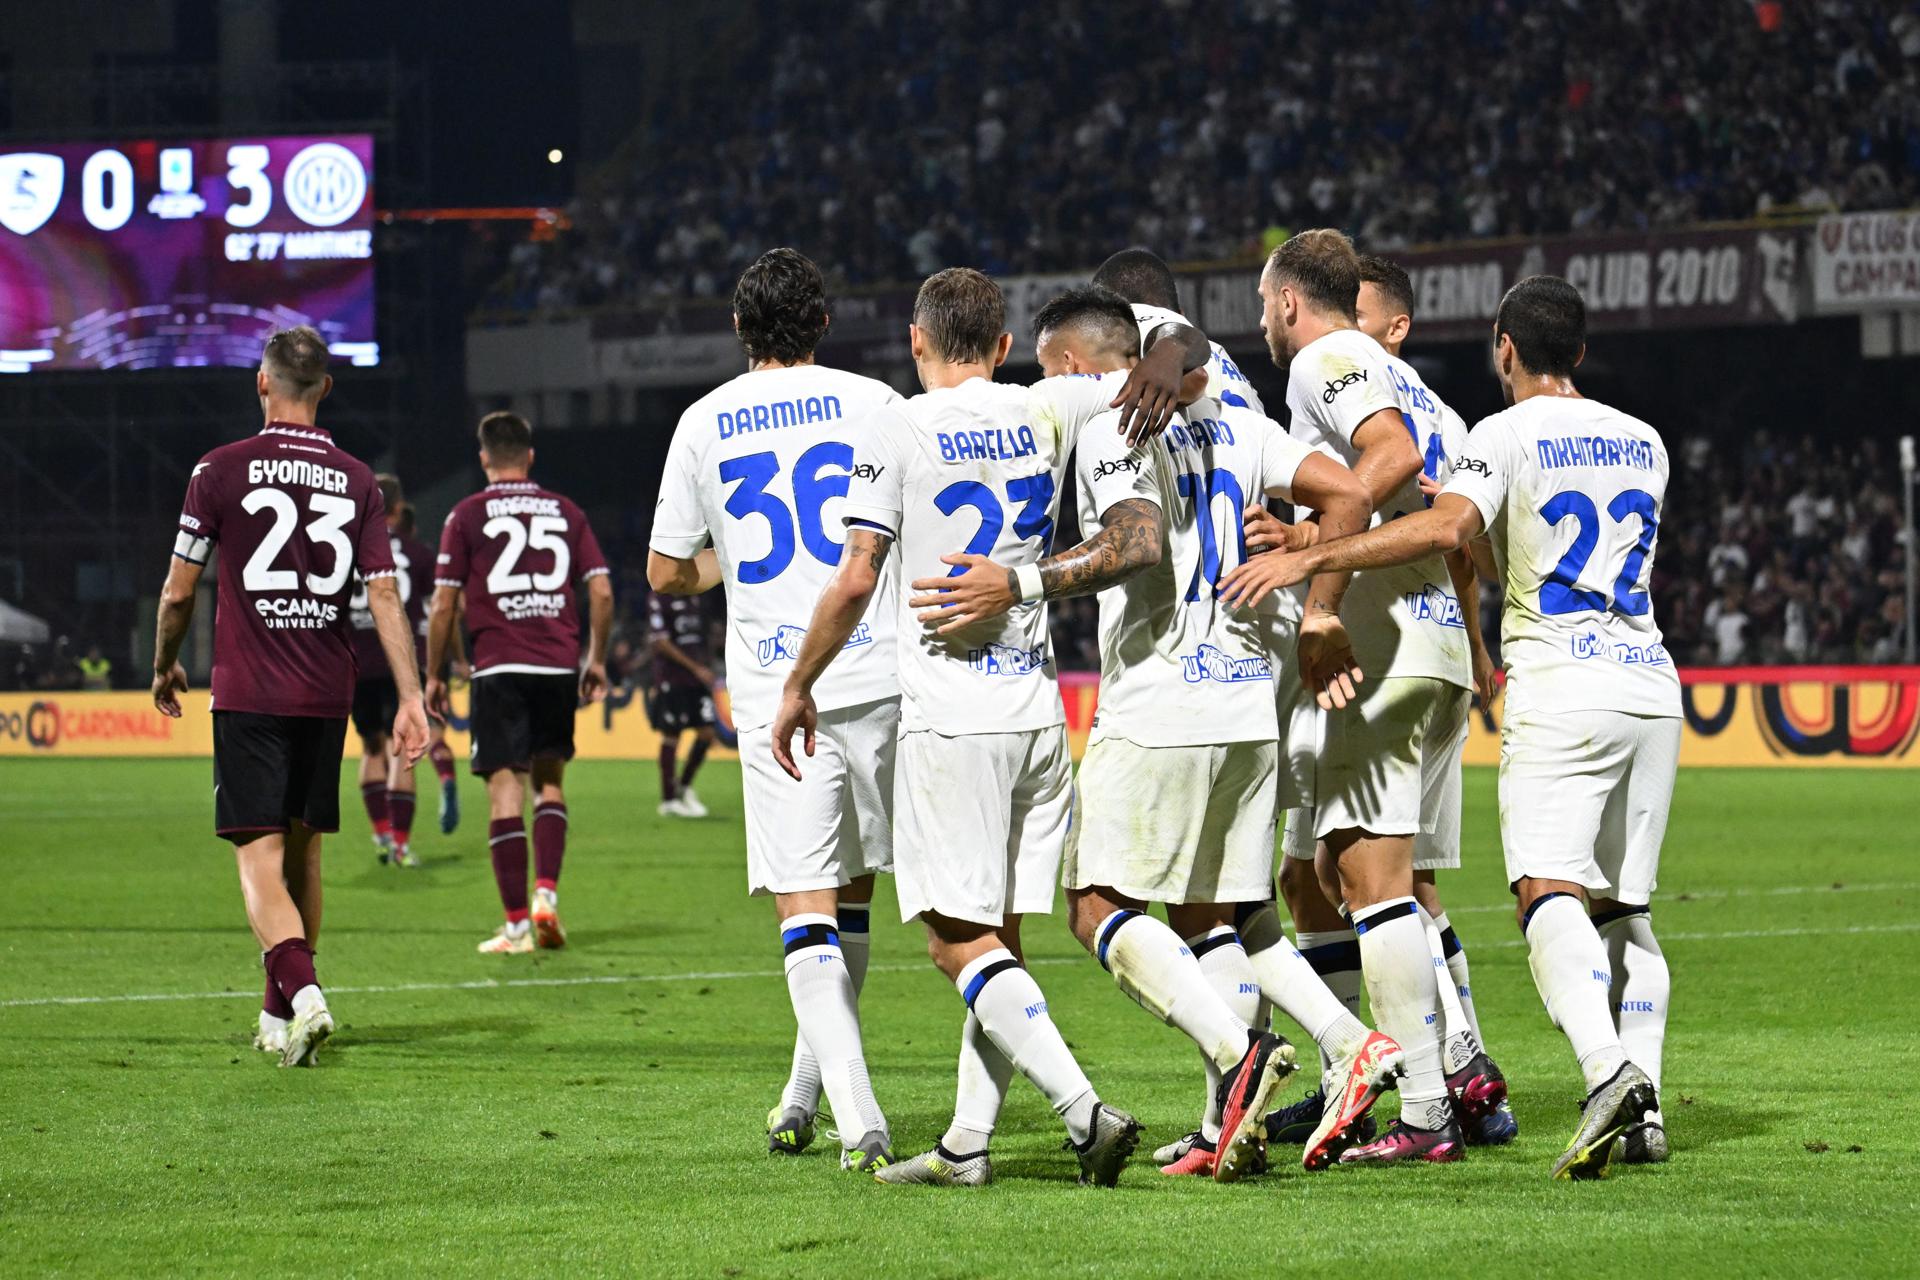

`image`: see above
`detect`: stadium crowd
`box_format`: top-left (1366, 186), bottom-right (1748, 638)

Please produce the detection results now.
top-left (478, 0), bottom-right (1920, 311)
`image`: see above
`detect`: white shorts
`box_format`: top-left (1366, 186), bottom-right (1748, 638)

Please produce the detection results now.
top-left (1413, 685), bottom-right (1472, 872)
top-left (1290, 675), bottom-right (1459, 841)
top-left (739, 697), bottom-right (898, 897)
top-left (1499, 708), bottom-right (1680, 906)
top-left (893, 725), bottom-right (1073, 926)
top-left (1064, 736), bottom-right (1278, 904)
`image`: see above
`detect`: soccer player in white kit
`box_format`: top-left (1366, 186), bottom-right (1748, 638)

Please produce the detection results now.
top-left (648, 249), bottom-right (903, 1173)
top-left (1256, 254), bottom-right (1517, 1147)
top-left (928, 284), bottom-right (1407, 1181)
top-left (1231, 229), bottom-right (1472, 1165)
top-left (1223, 275), bottom-right (1676, 1180)
top-left (771, 268), bottom-right (1194, 1188)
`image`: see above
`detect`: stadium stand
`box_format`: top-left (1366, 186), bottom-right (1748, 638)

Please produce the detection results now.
top-left (476, 0), bottom-right (1920, 310)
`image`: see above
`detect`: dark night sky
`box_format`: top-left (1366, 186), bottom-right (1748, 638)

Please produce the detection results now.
top-left (272, 1), bottom-right (580, 208)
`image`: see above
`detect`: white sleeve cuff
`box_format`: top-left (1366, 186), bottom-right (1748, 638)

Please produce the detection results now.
top-left (648, 531), bottom-right (708, 559)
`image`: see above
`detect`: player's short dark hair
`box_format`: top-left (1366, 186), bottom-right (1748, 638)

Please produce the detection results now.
top-left (733, 248), bottom-right (829, 365)
top-left (261, 325), bottom-right (329, 399)
top-left (1091, 247), bottom-right (1180, 311)
top-left (1495, 275), bottom-right (1587, 377)
top-left (374, 473), bottom-right (405, 510)
top-left (913, 267), bottom-right (1005, 364)
top-left (1264, 229), bottom-right (1361, 322)
top-left (477, 410), bottom-right (533, 461)
top-left (1032, 284), bottom-right (1139, 362)
top-left (393, 502), bottom-right (417, 537)
top-left (1357, 254), bottom-right (1415, 321)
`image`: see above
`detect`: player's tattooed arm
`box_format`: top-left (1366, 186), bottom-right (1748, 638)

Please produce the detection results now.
top-left (772, 526), bottom-right (892, 780)
top-left (907, 499), bottom-right (1163, 635)
top-left (645, 547), bottom-right (721, 595)
top-left (150, 555), bottom-right (202, 718)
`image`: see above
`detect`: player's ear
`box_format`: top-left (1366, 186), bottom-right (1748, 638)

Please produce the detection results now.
top-left (1390, 313), bottom-right (1411, 347)
top-left (731, 311), bottom-right (740, 335)
top-left (255, 368), bottom-right (270, 399)
top-left (1573, 343), bottom-right (1586, 370)
top-left (992, 331), bottom-right (1012, 368)
top-left (317, 374), bottom-right (333, 403)
top-left (908, 323), bottom-right (924, 360)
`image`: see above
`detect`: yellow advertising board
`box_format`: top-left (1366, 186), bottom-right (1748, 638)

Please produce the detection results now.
top-left (4, 666), bottom-right (1917, 767)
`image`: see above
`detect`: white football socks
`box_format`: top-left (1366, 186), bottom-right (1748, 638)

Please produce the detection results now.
top-left (1433, 910), bottom-right (1486, 1051)
top-left (957, 948), bottom-right (1097, 1145)
top-left (780, 903), bottom-right (871, 1116)
top-left (940, 1010), bottom-right (1012, 1158)
top-left (781, 913), bottom-right (886, 1142)
top-left (1096, 910), bottom-right (1248, 1071)
top-left (1525, 894), bottom-right (1628, 1092)
top-left (1353, 897), bottom-right (1450, 1128)
top-left (1189, 926), bottom-right (1261, 1142)
top-left (1239, 905), bottom-right (1370, 1070)
top-left (1598, 908), bottom-right (1669, 1092)
top-left (1418, 904), bottom-right (1481, 1073)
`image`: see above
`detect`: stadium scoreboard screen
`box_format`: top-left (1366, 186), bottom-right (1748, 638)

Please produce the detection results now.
top-left (0, 134), bottom-right (376, 372)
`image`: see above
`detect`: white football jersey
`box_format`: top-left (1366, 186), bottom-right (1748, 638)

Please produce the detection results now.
top-left (1285, 329), bottom-right (1470, 688)
top-left (841, 372), bottom-right (1134, 735)
top-left (1443, 395), bottom-right (1681, 719)
top-left (1131, 303), bottom-right (1266, 415)
top-left (649, 364), bottom-right (903, 731)
top-left (1080, 382), bottom-right (1313, 746)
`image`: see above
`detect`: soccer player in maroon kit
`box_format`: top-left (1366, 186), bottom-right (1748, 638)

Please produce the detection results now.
top-left (395, 500), bottom-right (469, 835)
top-left (348, 474), bottom-right (438, 867)
top-left (644, 588), bottom-right (718, 818)
top-left (152, 326), bottom-right (429, 1066)
top-left (427, 412), bottom-right (613, 954)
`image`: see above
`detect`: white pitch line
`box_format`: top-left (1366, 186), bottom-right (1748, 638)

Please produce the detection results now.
top-left (0, 957), bottom-right (1075, 1010)
top-left (6, 922), bottom-right (1920, 1010)
top-left (1443, 879), bottom-right (1920, 917)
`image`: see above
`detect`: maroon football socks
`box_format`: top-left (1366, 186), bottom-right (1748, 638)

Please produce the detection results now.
top-left (533, 802), bottom-right (567, 892)
top-left (489, 817), bottom-right (530, 923)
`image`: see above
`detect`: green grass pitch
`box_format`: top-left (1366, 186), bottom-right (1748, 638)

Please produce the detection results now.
top-left (2, 759), bottom-right (1916, 1276)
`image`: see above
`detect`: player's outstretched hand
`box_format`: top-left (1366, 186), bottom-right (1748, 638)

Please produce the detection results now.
top-left (579, 662), bottom-right (609, 706)
top-left (151, 663), bottom-right (188, 718)
top-left (1243, 503), bottom-right (1317, 555)
top-left (425, 675), bottom-right (452, 722)
top-left (1111, 342), bottom-right (1185, 445)
top-left (1217, 549), bottom-right (1315, 609)
top-left (1298, 610), bottom-right (1364, 711)
top-left (392, 697), bottom-right (430, 764)
top-left (770, 686), bottom-right (817, 781)
top-left (910, 554), bottom-right (1016, 633)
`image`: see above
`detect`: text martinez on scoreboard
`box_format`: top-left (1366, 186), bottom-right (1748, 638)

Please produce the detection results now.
top-left (0, 136), bottom-right (377, 373)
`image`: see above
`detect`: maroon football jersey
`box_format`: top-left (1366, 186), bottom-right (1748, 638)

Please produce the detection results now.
top-left (647, 590), bottom-right (709, 689)
top-left (175, 422), bottom-right (396, 717)
top-left (350, 529), bottom-right (434, 678)
top-left (436, 480), bottom-right (609, 675)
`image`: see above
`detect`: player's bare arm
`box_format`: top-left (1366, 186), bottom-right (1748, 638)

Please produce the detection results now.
top-left (645, 547), bottom-right (722, 596)
top-left (1445, 544), bottom-right (1499, 704)
top-left (1236, 493), bottom-right (1487, 597)
top-left (424, 583), bottom-right (461, 719)
top-left (1111, 323), bottom-right (1205, 444)
top-left (771, 527), bottom-right (892, 780)
top-left (907, 498), bottom-right (1163, 634)
top-left (366, 574), bottom-right (430, 763)
top-left (580, 573), bottom-right (614, 705)
top-left (150, 555), bottom-right (203, 718)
